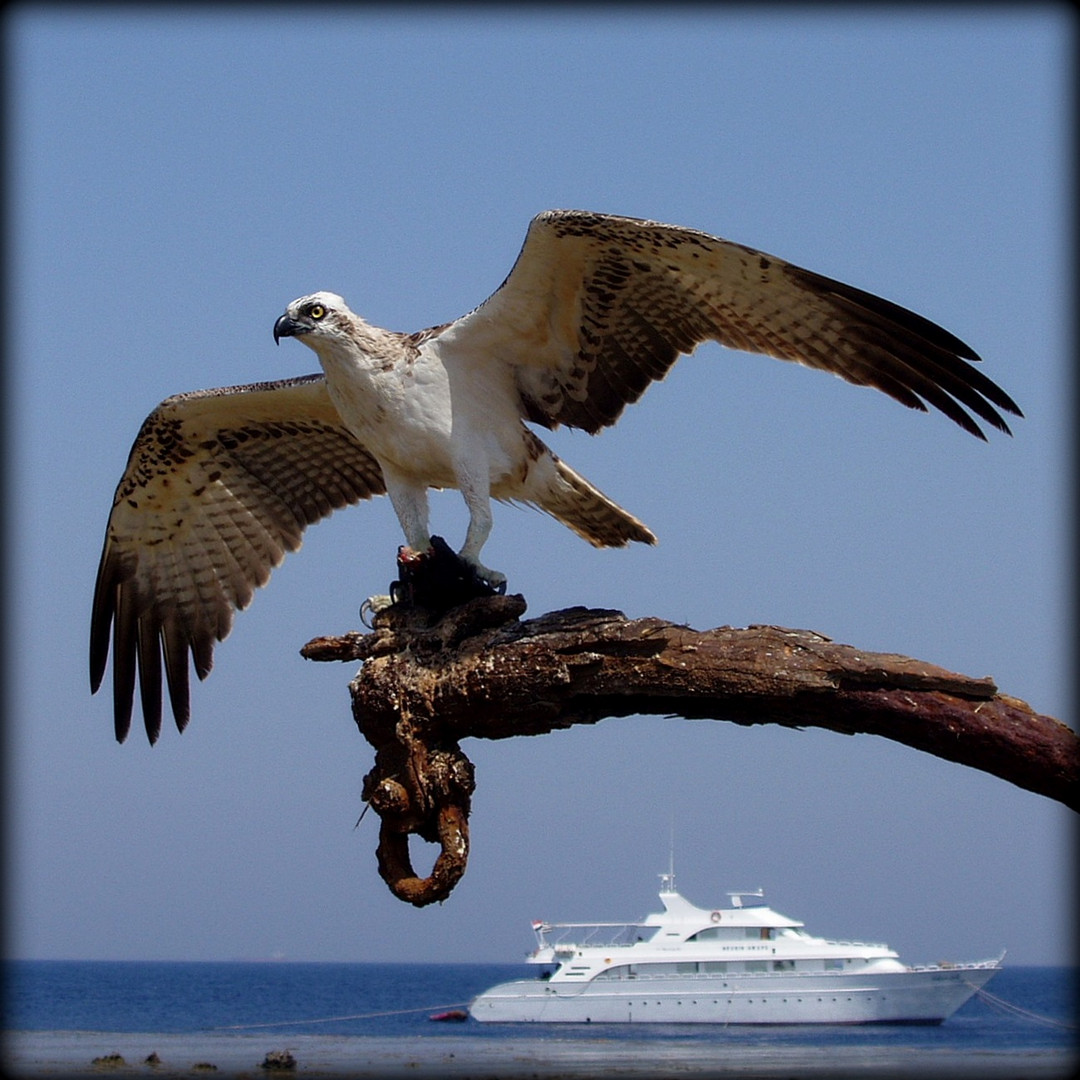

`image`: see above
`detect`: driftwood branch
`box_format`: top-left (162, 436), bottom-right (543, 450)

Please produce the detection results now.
top-left (303, 593), bottom-right (1076, 907)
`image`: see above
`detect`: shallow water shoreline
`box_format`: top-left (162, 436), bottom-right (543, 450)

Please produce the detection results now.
top-left (4, 1029), bottom-right (1076, 1079)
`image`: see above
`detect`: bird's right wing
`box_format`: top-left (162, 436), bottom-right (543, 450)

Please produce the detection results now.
top-left (90, 373), bottom-right (387, 744)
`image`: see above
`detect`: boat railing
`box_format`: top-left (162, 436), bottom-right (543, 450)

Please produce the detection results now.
top-left (824, 939), bottom-right (890, 950)
top-left (907, 955), bottom-right (1004, 973)
top-left (534, 922), bottom-right (651, 950)
top-left (591, 960), bottom-right (1002, 981)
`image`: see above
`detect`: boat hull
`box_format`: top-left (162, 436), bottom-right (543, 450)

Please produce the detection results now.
top-left (470, 965), bottom-right (998, 1024)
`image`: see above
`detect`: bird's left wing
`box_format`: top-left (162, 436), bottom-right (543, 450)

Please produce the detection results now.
top-left (439, 210), bottom-right (1020, 439)
top-left (90, 374), bottom-right (386, 744)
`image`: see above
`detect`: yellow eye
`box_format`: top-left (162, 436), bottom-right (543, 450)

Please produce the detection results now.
top-left (308, 304), bottom-right (326, 320)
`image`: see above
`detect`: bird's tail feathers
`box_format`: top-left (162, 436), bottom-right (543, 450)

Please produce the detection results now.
top-left (539, 458), bottom-right (656, 548)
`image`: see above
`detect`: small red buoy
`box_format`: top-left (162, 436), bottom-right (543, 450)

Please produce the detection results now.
top-left (428, 1009), bottom-right (469, 1022)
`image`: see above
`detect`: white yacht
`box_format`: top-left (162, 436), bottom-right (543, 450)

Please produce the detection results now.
top-left (470, 872), bottom-right (1002, 1024)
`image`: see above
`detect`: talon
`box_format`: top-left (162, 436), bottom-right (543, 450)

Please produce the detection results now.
top-left (463, 559), bottom-right (506, 592)
top-left (361, 594), bottom-right (394, 628)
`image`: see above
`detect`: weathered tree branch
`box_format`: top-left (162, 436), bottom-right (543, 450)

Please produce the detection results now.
top-left (303, 594), bottom-right (1076, 907)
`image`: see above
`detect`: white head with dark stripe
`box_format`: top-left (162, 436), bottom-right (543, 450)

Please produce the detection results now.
top-left (273, 292), bottom-right (355, 348)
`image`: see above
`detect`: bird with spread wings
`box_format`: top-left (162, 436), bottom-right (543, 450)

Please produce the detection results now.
top-left (91, 210), bottom-right (1021, 744)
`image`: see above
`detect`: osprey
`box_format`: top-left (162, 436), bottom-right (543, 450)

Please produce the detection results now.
top-left (91, 210), bottom-right (1021, 744)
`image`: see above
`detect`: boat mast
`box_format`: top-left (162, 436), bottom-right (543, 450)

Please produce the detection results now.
top-left (660, 817), bottom-right (676, 893)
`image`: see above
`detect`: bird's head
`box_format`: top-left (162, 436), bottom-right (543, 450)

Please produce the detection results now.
top-left (273, 292), bottom-right (354, 349)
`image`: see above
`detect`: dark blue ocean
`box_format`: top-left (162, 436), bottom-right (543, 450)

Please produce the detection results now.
top-left (3, 961), bottom-right (1076, 1078)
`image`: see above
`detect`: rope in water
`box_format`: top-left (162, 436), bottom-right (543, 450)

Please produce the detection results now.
top-left (967, 982), bottom-right (1076, 1031)
top-left (213, 1002), bottom-right (471, 1031)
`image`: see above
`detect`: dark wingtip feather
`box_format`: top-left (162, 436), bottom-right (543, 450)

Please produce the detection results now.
top-left (996, 392), bottom-right (1024, 420)
top-left (803, 269), bottom-right (984, 363)
top-left (112, 676), bottom-right (134, 744)
top-left (90, 548), bottom-right (116, 695)
top-left (162, 620), bottom-right (192, 736)
top-left (111, 590), bottom-right (137, 744)
top-left (808, 271), bottom-right (1021, 441)
top-left (137, 619), bottom-right (163, 745)
top-left (90, 638), bottom-right (109, 696)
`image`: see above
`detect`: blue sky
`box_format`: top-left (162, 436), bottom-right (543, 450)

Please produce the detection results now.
top-left (8, 8), bottom-right (1072, 966)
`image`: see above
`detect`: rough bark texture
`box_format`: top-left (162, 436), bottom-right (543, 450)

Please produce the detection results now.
top-left (302, 594), bottom-right (1076, 907)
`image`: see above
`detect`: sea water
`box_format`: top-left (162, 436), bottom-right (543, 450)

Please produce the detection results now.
top-left (3, 961), bottom-right (1076, 1077)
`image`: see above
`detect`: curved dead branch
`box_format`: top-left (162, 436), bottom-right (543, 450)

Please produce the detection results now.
top-left (303, 594), bottom-right (1076, 906)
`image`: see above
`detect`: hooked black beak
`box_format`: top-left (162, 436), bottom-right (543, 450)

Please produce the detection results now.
top-left (273, 314), bottom-right (305, 345)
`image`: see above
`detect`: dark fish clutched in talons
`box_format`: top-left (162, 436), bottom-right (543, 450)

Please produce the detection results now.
top-left (389, 535), bottom-right (507, 613)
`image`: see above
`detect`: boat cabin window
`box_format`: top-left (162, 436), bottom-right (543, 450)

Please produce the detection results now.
top-left (598, 958), bottom-right (831, 979)
top-left (688, 927), bottom-right (725, 941)
top-left (597, 957), bottom-right (848, 979)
